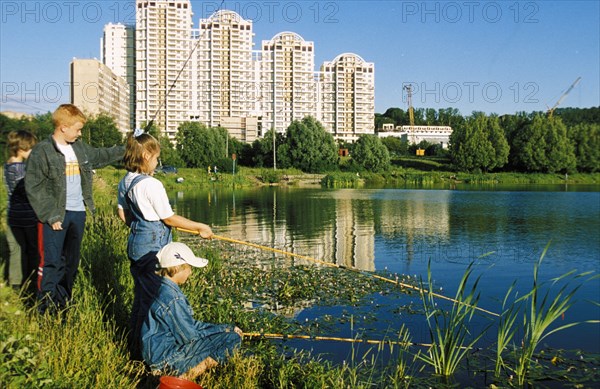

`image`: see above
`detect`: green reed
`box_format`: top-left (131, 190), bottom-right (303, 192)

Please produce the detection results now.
top-left (416, 261), bottom-right (490, 377)
top-left (494, 281), bottom-right (520, 378)
top-left (496, 243), bottom-right (600, 386)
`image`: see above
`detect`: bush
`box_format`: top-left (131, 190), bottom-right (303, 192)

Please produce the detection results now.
top-left (259, 169), bottom-right (283, 184)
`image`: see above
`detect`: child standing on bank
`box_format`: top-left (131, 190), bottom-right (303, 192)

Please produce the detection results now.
top-left (118, 131), bottom-right (213, 358)
top-left (25, 104), bottom-right (125, 313)
top-left (4, 130), bottom-right (38, 295)
top-left (142, 242), bottom-right (242, 379)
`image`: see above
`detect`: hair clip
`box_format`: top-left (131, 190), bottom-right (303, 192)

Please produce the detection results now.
top-left (133, 128), bottom-right (144, 138)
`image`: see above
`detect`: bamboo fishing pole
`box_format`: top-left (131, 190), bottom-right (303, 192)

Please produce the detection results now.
top-left (242, 332), bottom-right (437, 348)
top-left (176, 228), bottom-right (499, 317)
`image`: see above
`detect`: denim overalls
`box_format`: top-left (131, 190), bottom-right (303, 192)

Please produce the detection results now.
top-left (125, 174), bottom-right (172, 359)
top-left (125, 174), bottom-right (172, 261)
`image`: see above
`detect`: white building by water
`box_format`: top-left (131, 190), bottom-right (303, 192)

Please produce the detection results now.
top-left (100, 2), bottom-right (375, 143)
top-left (319, 53), bottom-right (375, 143)
top-left (101, 23), bottom-right (136, 130)
top-left (70, 59), bottom-right (130, 134)
top-left (135, 0), bottom-right (193, 138)
top-left (258, 32), bottom-right (317, 136)
top-left (378, 124), bottom-right (453, 148)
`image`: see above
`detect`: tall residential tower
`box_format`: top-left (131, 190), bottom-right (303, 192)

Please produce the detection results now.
top-left (192, 10), bottom-right (258, 142)
top-left (320, 53), bottom-right (375, 143)
top-left (101, 22), bottom-right (136, 130)
top-left (135, 0), bottom-right (193, 138)
top-left (259, 32), bottom-right (317, 135)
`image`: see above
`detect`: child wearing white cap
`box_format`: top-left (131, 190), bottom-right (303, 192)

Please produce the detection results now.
top-left (141, 242), bottom-right (242, 379)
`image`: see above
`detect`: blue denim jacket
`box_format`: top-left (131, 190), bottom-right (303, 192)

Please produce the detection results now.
top-left (141, 277), bottom-right (240, 374)
top-left (25, 136), bottom-right (124, 224)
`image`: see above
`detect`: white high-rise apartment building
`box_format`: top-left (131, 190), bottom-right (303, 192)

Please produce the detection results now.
top-left (101, 23), bottom-right (129, 78)
top-left (70, 59), bottom-right (130, 134)
top-left (259, 32), bottom-right (317, 135)
top-left (320, 53), bottom-right (375, 143)
top-left (130, 2), bottom-right (374, 142)
top-left (135, 0), bottom-right (193, 138)
top-left (101, 23), bottom-right (136, 130)
top-left (192, 11), bottom-right (255, 129)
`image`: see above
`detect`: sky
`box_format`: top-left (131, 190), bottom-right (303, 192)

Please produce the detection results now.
top-left (1, 0), bottom-right (599, 117)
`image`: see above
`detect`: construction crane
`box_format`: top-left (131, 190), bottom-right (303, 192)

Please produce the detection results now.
top-left (403, 84), bottom-right (415, 143)
top-left (547, 77), bottom-right (581, 118)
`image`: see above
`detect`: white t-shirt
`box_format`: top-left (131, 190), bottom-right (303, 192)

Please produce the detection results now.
top-left (56, 142), bottom-right (85, 211)
top-left (117, 172), bottom-right (174, 221)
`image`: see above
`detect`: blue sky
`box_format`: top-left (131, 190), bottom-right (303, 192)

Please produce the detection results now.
top-left (1, 0), bottom-right (598, 117)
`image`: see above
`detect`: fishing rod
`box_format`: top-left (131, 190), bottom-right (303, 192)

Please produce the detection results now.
top-left (242, 332), bottom-right (444, 349)
top-left (176, 228), bottom-right (500, 317)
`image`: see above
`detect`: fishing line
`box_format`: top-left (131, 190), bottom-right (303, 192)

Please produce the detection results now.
top-left (142, 0), bottom-right (226, 133)
top-left (1, 95), bottom-right (52, 113)
top-left (176, 228), bottom-right (500, 317)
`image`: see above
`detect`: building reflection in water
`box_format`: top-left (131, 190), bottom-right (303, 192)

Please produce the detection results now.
top-left (208, 189), bottom-right (450, 274)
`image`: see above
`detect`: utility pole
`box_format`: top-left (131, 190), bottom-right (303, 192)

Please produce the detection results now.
top-left (403, 84), bottom-right (415, 144)
top-left (272, 127), bottom-right (277, 171)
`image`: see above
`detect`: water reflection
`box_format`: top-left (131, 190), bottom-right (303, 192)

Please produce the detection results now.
top-left (172, 186), bottom-right (600, 353)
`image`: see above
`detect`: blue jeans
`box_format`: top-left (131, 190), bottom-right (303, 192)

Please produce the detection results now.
top-left (129, 251), bottom-right (162, 360)
top-left (38, 210), bottom-right (86, 313)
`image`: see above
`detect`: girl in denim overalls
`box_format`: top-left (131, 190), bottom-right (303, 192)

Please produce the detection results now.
top-left (117, 132), bottom-right (213, 359)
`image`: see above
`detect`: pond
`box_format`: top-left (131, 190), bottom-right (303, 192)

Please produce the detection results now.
top-left (171, 184), bottom-right (600, 361)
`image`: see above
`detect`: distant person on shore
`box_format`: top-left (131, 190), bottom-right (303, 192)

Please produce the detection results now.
top-left (25, 104), bottom-right (124, 314)
top-left (4, 130), bottom-right (38, 296)
top-left (142, 242), bottom-right (242, 379)
top-left (118, 130), bottom-right (213, 359)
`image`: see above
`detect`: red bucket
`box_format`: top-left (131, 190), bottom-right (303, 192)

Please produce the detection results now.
top-left (158, 376), bottom-right (203, 389)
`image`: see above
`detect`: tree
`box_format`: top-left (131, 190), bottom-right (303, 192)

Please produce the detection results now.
top-left (450, 115), bottom-right (509, 172)
top-left (569, 123), bottom-right (599, 172)
top-left (425, 108), bottom-right (438, 125)
top-left (81, 113), bottom-right (123, 147)
top-left (158, 134), bottom-right (183, 167)
top-left (381, 136), bottom-right (408, 157)
top-left (381, 107), bottom-right (407, 126)
top-left (282, 116), bottom-right (337, 173)
top-left (251, 129), bottom-right (285, 168)
top-left (556, 107), bottom-right (600, 127)
top-left (351, 135), bottom-right (391, 172)
top-left (176, 122), bottom-right (226, 169)
top-left (486, 115), bottom-right (510, 170)
top-left (512, 115), bottom-right (575, 173)
top-left (375, 113), bottom-right (395, 131)
top-left (437, 107), bottom-right (464, 128)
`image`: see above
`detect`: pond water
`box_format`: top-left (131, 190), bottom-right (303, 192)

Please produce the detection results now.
top-left (171, 184), bottom-right (600, 360)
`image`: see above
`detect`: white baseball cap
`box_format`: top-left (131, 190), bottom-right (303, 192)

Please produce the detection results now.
top-left (156, 242), bottom-right (209, 268)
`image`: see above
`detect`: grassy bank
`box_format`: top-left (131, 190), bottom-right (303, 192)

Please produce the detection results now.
top-left (102, 159), bottom-right (600, 191)
top-left (1, 167), bottom-right (599, 388)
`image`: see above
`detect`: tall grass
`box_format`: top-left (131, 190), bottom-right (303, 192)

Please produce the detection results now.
top-left (0, 274), bottom-right (142, 388)
top-left (496, 244), bottom-right (600, 386)
top-left (494, 281), bottom-right (520, 378)
top-left (321, 172), bottom-right (361, 188)
top-left (416, 261), bottom-right (490, 377)
top-left (388, 325), bottom-right (415, 389)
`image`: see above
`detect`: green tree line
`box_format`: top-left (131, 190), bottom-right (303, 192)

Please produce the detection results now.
top-left (1, 107), bottom-right (598, 174)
